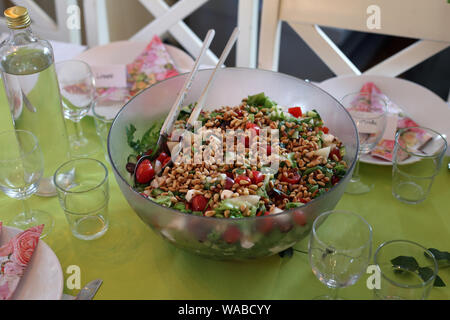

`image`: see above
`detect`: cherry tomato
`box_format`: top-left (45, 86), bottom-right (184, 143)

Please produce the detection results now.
top-left (246, 122), bottom-right (260, 135)
top-left (156, 152), bottom-right (171, 167)
top-left (257, 218), bottom-right (274, 234)
top-left (321, 126), bottom-right (329, 134)
top-left (292, 211), bottom-right (307, 226)
top-left (224, 177), bottom-right (235, 190)
top-left (288, 107), bottom-right (302, 118)
top-left (329, 147), bottom-right (342, 161)
top-left (222, 226), bottom-right (241, 244)
top-left (281, 170), bottom-right (301, 184)
top-left (251, 171), bottom-right (265, 185)
top-left (136, 159), bottom-right (155, 184)
top-left (235, 175), bottom-right (252, 185)
top-left (191, 195), bottom-right (207, 212)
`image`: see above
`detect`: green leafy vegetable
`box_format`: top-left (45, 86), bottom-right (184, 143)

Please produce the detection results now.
top-left (150, 192), bottom-right (174, 207)
top-left (285, 202), bottom-right (304, 209)
top-left (425, 248), bottom-right (450, 262)
top-left (126, 121), bottom-right (163, 155)
top-left (247, 92), bottom-right (277, 109)
top-left (391, 256), bottom-right (419, 272)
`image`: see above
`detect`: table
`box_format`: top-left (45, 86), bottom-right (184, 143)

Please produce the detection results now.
top-left (0, 111), bottom-right (448, 300)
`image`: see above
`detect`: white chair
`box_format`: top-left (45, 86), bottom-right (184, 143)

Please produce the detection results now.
top-left (0, 0), bottom-right (81, 44)
top-left (258, 0), bottom-right (450, 77)
top-left (83, 0), bottom-right (260, 67)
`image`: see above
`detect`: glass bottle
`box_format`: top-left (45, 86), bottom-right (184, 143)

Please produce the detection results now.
top-left (0, 6), bottom-right (71, 197)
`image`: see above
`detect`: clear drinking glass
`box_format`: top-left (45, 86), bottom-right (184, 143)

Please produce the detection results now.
top-left (308, 210), bottom-right (373, 299)
top-left (392, 127), bottom-right (447, 204)
top-left (54, 158), bottom-right (109, 240)
top-left (341, 92), bottom-right (387, 194)
top-left (0, 130), bottom-right (54, 237)
top-left (92, 97), bottom-right (123, 162)
top-left (56, 60), bottom-right (99, 157)
top-left (374, 240), bottom-right (438, 300)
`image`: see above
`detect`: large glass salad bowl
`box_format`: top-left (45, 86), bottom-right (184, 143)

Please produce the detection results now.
top-left (108, 68), bottom-right (359, 260)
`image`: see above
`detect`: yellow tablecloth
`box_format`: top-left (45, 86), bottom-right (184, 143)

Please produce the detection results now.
top-left (0, 112), bottom-right (448, 300)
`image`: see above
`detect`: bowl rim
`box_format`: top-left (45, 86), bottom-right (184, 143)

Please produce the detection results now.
top-left (107, 67), bottom-right (359, 221)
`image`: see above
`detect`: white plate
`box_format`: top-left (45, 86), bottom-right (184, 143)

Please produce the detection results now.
top-left (76, 41), bottom-right (195, 117)
top-left (1, 226), bottom-right (64, 300)
top-left (318, 75), bottom-right (450, 165)
top-left (76, 40), bottom-right (195, 74)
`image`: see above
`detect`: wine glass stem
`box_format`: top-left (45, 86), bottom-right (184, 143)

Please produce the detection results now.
top-left (21, 197), bottom-right (33, 220)
top-left (330, 287), bottom-right (340, 300)
top-left (73, 120), bottom-right (84, 140)
top-left (352, 151), bottom-right (362, 181)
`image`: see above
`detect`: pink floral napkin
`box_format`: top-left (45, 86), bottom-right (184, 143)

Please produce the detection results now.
top-left (96, 35), bottom-right (179, 103)
top-left (357, 82), bottom-right (432, 162)
top-left (0, 224), bottom-right (43, 300)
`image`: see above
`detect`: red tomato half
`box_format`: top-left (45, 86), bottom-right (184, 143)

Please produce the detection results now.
top-left (156, 152), bottom-right (171, 167)
top-left (288, 107), bottom-right (302, 118)
top-left (191, 195), bottom-right (207, 212)
top-left (251, 171), bottom-right (265, 185)
top-left (245, 122), bottom-right (260, 135)
top-left (281, 171), bottom-right (301, 184)
top-left (329, 147), bottom-right (342, 161)
top-left (235, 175), bottom-right (252, 185)
top-left (293, 211), bottom-right (307, 226)
top-left (222, 226), bottom-right (241, 244)
top-left (136, 159), bottom-right (155, 184)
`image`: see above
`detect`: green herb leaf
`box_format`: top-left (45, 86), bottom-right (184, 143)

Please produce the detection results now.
top-left (434, 275), bottom-right (446, 287)
top-left (418, 267), bottom-right (446, 287)
top-left (285, 202), bottom-right (304, 209)
top-left (391, 256), bottom-right (419, 272)
top-left (425, 248), bottom-right (450, 262)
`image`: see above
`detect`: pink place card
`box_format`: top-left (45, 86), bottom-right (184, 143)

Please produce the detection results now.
top-left (0, 225), bottom-right (43, 300)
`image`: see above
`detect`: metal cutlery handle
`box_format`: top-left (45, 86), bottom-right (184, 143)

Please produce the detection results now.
top-left (186, 27), bottom-right (240, 130)
top-left (160, 29), bottom-right (215, 137)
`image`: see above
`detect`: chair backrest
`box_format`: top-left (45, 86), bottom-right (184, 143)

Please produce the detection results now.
top-left (83, 0), bottom-right (260, 68)
top-left (258, 0), bottom-right (450, 77)
top-left (0, 0), bottom-right (81, 44)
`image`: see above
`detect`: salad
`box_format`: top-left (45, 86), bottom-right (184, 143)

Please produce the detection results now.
top-left (125, 93), bottom-right (347, 218)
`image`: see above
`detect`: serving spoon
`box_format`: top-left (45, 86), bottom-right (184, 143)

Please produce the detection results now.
top-left (132, 29), bottom-right (215, 184)
top-left (133, 27), bottom-right (240, 186)
top-left (169, 27), bottom-right (240, 164)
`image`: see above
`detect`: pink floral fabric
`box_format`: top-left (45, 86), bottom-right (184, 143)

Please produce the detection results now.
top-left (0, 224), bottom-right (43, 300)
top-left (96, 35), bottom-right (179, 102)
top-left (354, 82), bottom-right (431, 161)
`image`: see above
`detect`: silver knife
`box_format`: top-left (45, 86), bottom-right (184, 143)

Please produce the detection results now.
top-left (74, 279), bottom-right (103, 300)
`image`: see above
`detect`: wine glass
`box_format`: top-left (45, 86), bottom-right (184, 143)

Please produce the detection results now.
top-left (308, 210), bottom-right (372, 299)
top-left (0, 130), bottom-right (54, 238)
top-left (56, 60), bottom-right (99, 157)
top-left (341, 91), bottom-right (387, 194)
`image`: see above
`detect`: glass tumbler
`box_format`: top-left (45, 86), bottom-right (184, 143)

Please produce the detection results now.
top-left (392, 126), bottom-right (447, 204)
top-left (374, 240), bottom-right (438, 300)
top-left (308, 210), bottom-right (373, 299)
top-left (54, 158), bottom-right (109, 240)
